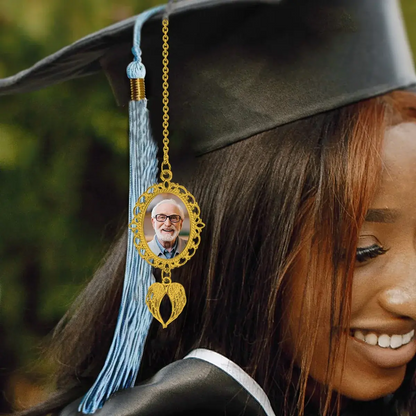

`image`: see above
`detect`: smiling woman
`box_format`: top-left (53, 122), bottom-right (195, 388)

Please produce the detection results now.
top-left (280, 93), bottom-right (416, 412)
top-left (13, 92), bottom-right (416, 416)
top-left (349, 121), bottom-right (416, 393)
top-left (2, 1), bottom-right (416, 416)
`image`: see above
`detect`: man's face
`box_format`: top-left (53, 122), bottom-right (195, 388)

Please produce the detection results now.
top-left (151, 202), bottom-right (184, 242)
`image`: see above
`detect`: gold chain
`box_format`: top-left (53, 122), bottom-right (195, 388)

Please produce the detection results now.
top-left (161, 19), bottom-right (172, 182)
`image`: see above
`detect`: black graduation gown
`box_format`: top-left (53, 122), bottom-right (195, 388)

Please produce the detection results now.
top-left (61, 357), bottom-right (268, 416)
top-left (59, 350), bottom-right (399, 416)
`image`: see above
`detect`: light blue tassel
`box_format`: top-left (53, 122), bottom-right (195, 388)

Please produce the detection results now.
top-left (78, 5), bottom-right (166, 414)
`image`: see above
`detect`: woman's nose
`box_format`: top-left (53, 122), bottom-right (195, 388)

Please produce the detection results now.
top-left (378, 260), bottom-right (416, 320)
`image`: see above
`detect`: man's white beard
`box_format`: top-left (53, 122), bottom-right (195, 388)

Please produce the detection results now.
top-left (156, 227), bottom-right (180, 243)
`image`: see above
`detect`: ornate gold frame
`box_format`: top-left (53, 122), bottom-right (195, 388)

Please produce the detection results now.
top-left (129, 181), bottom-right (204, 269)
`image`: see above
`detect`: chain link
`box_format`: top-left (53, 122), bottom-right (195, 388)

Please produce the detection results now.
top-left (162, 268), bottom-right (172, 285)
top-left (161, 19), bottom-right (172, 183)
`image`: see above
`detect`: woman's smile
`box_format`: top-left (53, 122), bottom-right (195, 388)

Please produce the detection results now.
top-left (349, 329), bottom-right (416, 368)
top-left (351, 328), bottom-right (414, 349)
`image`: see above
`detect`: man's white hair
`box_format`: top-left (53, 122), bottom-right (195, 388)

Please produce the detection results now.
top-left (151, 198), bottom-right (185, 219)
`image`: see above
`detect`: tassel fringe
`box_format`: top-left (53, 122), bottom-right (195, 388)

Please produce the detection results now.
top-left (78, 5), bottom-right (165, 413)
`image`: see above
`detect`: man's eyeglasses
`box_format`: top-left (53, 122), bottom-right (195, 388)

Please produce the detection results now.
top-left (153, 214), bottom-right (182, 223)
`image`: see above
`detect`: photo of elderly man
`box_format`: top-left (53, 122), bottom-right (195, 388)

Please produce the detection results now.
top-left (148, 199), bottom-right (187, 259)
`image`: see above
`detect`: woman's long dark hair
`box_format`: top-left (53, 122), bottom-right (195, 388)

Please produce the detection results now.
top-left (14, 91), bottom-right (416, 416)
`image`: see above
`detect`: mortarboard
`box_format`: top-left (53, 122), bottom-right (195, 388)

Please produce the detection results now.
top-left (1, 0), bottom-right (415, 413)
top-left (1, 0), bottom-right (415, 155)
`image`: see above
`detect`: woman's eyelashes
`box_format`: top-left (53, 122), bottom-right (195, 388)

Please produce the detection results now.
top-left (356, 244), bottom-right (389, 263)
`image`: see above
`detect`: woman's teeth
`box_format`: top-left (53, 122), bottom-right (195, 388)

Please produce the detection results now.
top-left (353, 329), bottom-right (414, 349)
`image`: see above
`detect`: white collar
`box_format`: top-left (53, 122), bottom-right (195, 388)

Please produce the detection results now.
top-left (184, 348), bottom-right (276, 416)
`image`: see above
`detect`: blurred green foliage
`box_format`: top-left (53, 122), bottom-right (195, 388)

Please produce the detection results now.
top-left (0, 0), bottom-right (415, 413)
top-left (0, 0), bottom-right (160, 412)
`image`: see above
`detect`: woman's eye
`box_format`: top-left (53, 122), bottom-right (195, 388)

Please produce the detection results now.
top-left (355, 244), bottom-right (388, 263)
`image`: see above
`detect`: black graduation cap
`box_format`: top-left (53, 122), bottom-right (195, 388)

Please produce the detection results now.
top-left (1, 0), bottom-right (415, 155)
top-left (1, 0), bottom-right (415, 413)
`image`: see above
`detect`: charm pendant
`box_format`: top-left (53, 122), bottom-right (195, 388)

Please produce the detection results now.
top-left (129, 180), bottom-right (204, 327)
top-left (146, 271), bottom-right (187, 328)
top-left (129, 18), bottom-right (204, 327)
